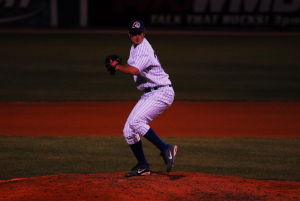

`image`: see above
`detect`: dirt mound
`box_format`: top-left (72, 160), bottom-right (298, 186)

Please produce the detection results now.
top-left (0, 172), bottom-right (299, 201)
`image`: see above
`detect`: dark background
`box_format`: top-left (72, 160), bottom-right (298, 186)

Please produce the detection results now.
top-left (1, 0), bottom-right (300, 30)
top-left (0, 0), bottom-right (300, 102)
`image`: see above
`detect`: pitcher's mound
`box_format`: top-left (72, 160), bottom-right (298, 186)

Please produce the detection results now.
top-left (0, 171), bottom-right (299, 201)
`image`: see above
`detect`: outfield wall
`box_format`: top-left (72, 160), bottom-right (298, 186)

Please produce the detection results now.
top-left (1, 0), bottom-right (300, 30)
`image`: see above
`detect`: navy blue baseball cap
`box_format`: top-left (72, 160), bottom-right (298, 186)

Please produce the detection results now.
top-left (129, 19), bottom-right (145, 35)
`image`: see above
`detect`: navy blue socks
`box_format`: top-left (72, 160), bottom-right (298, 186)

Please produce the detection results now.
top-left (129, 140), bottom-right (148, 165)
top-left (144, 128), bottom-right (168, 152)
top-left (129, 128), bottom-right (168, 165)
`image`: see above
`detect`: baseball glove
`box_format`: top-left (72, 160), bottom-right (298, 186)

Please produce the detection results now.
top-left (105, 55), bottom-right (122, 75)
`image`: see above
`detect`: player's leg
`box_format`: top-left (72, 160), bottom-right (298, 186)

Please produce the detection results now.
top-left (144, 127), bottom-right (178, 172)
top-left (124, 140), bottom-right (150, 177)
top-left (125, 87), bottom-right (178, 171)
top-left (130, 87), bottom-right (175, 149)
top-left (144, 127), bottom-right (168, 152)
top-left (123, 98), bottom-right (151, 177)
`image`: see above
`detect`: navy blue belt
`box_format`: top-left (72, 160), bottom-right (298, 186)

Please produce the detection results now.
top-left (144, 85), bottom-right (172, 93)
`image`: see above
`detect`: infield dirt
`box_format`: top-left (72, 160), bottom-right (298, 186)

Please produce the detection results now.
top-left (2, 101), bottom-right (300, 137)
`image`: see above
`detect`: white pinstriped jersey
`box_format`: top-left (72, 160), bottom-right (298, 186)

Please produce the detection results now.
top-left (127, 38), bottom-right (172, 91)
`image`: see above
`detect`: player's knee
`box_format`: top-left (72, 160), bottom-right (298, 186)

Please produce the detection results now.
top-left (123, 120), bottom-right (148, 144)
top-left (123, 124), bottom-right (137, 144)
top-left (129, 120), bottom-right (149, 136)
top-left (129, 121), bottom-right (141, 133)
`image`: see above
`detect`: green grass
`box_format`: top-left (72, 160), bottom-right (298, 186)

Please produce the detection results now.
top-left (1, 135), bottom-right (299, 181)
top-left (0, 33), bottom-right (300, 101)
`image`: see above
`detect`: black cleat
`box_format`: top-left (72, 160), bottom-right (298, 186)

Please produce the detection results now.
top-left (161, 144), bottom-right (178, 172)
top-left (125, 163), bottom-right (151, 177)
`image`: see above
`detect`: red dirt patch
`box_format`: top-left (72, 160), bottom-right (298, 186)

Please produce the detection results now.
top-left (0, 172), bottom-right (299, 201)
top-left (1, 101), bottom-right (300, 137)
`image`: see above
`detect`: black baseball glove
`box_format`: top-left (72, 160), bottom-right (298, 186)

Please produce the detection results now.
top-left (104, 55), bottom-right (122, 75)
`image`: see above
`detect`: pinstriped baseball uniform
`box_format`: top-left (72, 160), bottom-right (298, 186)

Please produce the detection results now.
top-left (123, 38), bottom-right (175, 144)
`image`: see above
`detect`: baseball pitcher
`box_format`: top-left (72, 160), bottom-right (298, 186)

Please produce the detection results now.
top-left (105, 19), bottom-right (178, 177)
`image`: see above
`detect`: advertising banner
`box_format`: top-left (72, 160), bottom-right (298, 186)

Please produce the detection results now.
top-left (1, 0), bottom-right (299, 29)
top-left (89, 0), bottom-right (300, 30)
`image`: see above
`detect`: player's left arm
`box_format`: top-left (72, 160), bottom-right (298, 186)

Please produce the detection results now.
top-left (118, 53), bottom-right (150, 75)
top-left (115, 64), bottom-right (140, 75)
top-left (116, 52), bottom-right (150, 75)
top-left (105, 55), bottom-right (140, 75)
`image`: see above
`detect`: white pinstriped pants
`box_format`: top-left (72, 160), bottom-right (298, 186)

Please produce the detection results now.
top-left (123, 86), bottom-right (175, 145)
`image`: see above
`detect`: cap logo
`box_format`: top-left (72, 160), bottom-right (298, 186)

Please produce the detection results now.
top-left (132, 21), bottom-right (141, 29)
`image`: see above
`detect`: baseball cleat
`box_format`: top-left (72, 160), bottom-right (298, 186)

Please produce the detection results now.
top-left (125, 163), bottom-right (151, 177)
top-left (161, 144), bottom-right (178, 172)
